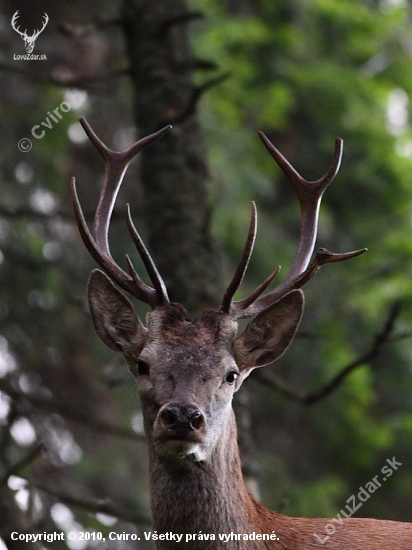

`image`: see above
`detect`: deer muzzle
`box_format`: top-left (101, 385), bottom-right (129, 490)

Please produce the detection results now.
top-left (155, 403), bottom-right (205, 440)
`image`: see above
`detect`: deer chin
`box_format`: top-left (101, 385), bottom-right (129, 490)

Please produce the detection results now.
top-left (153, 433), bottom-right (207, 463)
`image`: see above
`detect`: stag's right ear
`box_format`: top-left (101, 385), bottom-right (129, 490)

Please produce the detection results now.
top-left (87, 269), bottom-right (148, 355)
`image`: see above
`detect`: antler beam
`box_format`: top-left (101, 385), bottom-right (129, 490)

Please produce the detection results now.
top-left (222, 134), bottom-right (366, 319)
top-left (71, 117), bottom-right (171, 308)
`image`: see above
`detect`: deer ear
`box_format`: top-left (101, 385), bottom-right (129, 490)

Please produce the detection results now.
top-left (87, 269), bottom-right (148, 355)
top-left (234, 290), bottom-right (304, 371)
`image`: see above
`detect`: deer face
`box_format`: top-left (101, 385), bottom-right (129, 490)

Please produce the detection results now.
top-left (135, 305), bottom-right (240, 463)
top-left (73, 119), bottom-right (363, 465)
top-left (24, 37), bottom-right (36, 54)
top-left (88, 270), bottom-right (304, 465)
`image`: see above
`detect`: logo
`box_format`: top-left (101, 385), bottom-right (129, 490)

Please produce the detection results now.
top-left (11, 11), bottom-right (49, 54)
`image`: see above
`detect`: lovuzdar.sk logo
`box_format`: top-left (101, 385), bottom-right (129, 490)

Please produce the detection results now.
top-left (11, 10), bottom-right (48, 60)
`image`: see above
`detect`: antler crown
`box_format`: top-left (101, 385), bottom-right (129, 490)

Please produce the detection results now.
top-left (72, 118), bottom-right (366, 319)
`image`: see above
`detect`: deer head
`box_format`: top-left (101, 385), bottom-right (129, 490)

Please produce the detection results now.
top-left (11, 11), bottom-right (49, 54)
top-left (72, 118), bottom-right (365, 466)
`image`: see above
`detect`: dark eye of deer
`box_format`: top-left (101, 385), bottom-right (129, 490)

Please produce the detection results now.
top-left (224, 372), bottom-right (238, 385)
top-left (136, 360), bottom-right (150, 376)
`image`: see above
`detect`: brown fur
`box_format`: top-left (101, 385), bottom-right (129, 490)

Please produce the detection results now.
top-left (87, 272), bottom-right (412, 549)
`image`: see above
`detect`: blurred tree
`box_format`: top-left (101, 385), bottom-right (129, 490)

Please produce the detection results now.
top-left (122, 0), bottom-right (224, 316)
top-left (0, 0), bottom-right (411, 548)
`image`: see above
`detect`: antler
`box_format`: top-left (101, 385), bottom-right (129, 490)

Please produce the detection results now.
top-left (32, 13), bottom-right (49, 40)
top-left (221, 134), bottom-right (366, 320)
top-left (71, 117), bottom-right (171, 308)
top-left (11, 12), bottom-right (26, 38)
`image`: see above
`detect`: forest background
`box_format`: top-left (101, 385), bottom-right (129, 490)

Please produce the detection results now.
top-left (0, 0), bottom-right (411, 548)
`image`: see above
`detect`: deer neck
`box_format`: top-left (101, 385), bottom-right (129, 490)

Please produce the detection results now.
top-left (147, 408), bottom-right (262, 546)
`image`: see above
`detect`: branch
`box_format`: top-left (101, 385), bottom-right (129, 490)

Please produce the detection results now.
top-left (254, 301), bottom-right (403, 405)
top-left (0, 399), bottom-right (19, 460)
top-left (160, 72), bottom-right (230, 127)
top-left (0, 378), bottom-right (144, 441)
top-left (157, 11), bottom-right (204, 37)
top-left (31, 482), bottom-right (150, 525)
top-left (0, 204), bottom-right (127, 223)
top-left (57, 67), bottom-right (129, 89)
top-left (0, 62), bottom-right (128, 89)
top-left (58, 16), bottom-right (123, 38)
top-left (193, 58), bottom-right (219, 72)
top-left (1, 443), bottom-right (44, 483)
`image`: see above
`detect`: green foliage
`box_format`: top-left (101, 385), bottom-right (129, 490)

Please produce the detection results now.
top-left (287, 476), bottom-right (347, 517)
top-left (192, 0), bottom-right (412, 520)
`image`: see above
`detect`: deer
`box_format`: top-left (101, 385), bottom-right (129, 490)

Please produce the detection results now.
top-left (11, 11), bottom-right (49, 54)
top-left (71, 117), bottom-right (412, 549)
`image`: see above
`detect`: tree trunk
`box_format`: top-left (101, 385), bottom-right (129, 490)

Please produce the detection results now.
top-left (122, 0), bottom-right (223, 317)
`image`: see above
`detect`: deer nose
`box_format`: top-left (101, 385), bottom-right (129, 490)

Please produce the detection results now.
top-left (159, 405), bottom-right (204, 433)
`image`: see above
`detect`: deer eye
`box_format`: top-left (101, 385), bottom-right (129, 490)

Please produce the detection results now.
top-left (136, 360), bottom-right (150, 376)
top-left (224, 371), bottom-right (238, 385)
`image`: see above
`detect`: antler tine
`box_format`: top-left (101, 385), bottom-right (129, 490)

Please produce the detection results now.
top-left (32, 13), bottom-right (49, 38)
top-left (229, 135), bottom-right (365, 320)
top-left (72, 117), bottom-right (171, 307)
top-left (79, 117), bottom-right (171, 252)
top-left (126, 205), bottom-right (169, 306)
top-left (220, 202), bottom-right (258, 313)
top-left (234, 265), bottom-right (281, 312)
top-left (11, 11), bottom-right (25, 37)
top-left (71, 179), bottom-right (160, 305)
top-left (259, 132), bottom-right (342, 279)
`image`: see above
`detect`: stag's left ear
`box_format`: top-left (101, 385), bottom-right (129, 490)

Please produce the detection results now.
top-left (234, 289), bottom-right (304, 371)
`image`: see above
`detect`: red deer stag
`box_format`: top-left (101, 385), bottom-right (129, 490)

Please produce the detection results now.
top-left (72, 117), bottom-right (412, 549)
